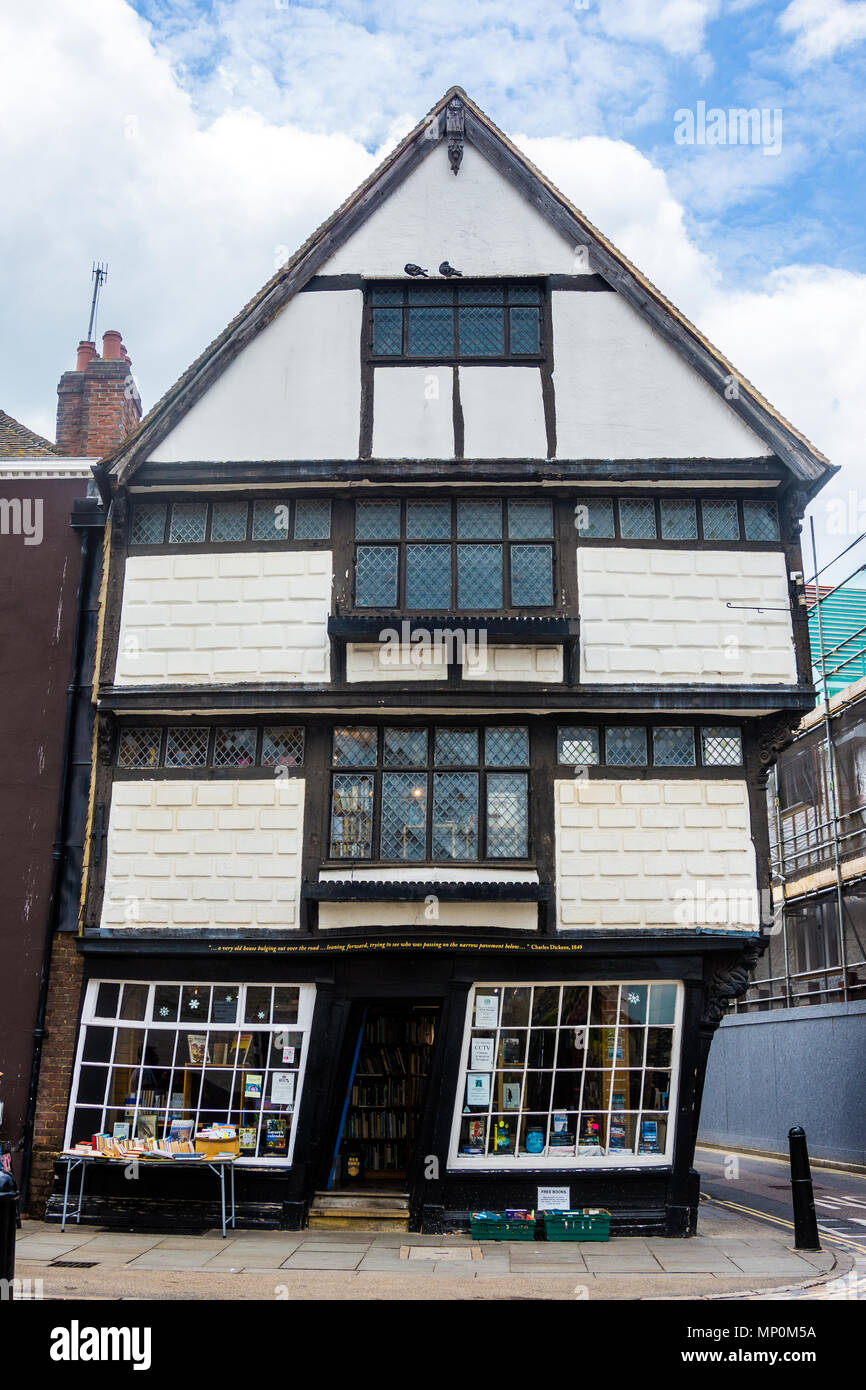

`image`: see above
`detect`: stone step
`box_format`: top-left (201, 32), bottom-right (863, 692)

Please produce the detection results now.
top-left (307, 1209), bottom-right (410, 1232)
top-left (311, 1191), bottom-right (409, 1213)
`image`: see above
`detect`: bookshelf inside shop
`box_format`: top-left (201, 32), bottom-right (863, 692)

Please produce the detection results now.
top-left (340, 1008), bottom-right (437, 1182)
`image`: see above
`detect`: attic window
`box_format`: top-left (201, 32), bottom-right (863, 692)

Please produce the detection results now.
top-left (368, 281), bottom-right (544, 362)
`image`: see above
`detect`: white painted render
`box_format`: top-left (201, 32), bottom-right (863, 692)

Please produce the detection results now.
top-left (147, 291), bottom-right (362, 462)
top-left (371, 366), bottom-right (454, 458)
top-left (458, 366), bottom-right (548, 458)
top-left (555, 778), bottom-right (758, 930)
top-left (577, 547), bottom-right (797, 684)
top-left (345, 642), bottom-right (449, 682)
top-left (318, 901), bottom-right (537, 930)
top-left (552, 293), bottom-right (771, 459)
top-left (114, 550), bottom-right (332, 685)
top-left (326, 142), bottom-right (578, 278)
top-left (100, 778), bottom-right (305, 929)
top-left (462, 643), bottom-right (564, 682)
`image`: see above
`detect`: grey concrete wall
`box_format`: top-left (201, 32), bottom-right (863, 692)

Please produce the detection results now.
top-left (698, 1000), bottom-right (866, 1166)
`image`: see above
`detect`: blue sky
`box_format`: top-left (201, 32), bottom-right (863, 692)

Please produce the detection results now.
top-left (2, 0), bottom-right (866, 566)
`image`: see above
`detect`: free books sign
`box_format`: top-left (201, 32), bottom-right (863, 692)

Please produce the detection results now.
top-left (538, 1187), bottom-right (570, 1211)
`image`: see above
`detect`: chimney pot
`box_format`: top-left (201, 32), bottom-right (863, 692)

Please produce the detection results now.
top-left (76, 340), bottom-right (97, 371)
top-left (102, 329), bottom-right (123, 360)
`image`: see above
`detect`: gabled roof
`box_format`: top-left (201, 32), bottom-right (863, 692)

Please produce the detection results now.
top-left (103, 87), bottom-right (835, 495)
top-left (0, 408), bottom-right (59, 459)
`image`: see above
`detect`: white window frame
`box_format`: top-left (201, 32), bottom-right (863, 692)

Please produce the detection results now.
top-left (64, 979), bottom-right (316, 1167)
top-left (447, 979), bottom-right (683, 1170)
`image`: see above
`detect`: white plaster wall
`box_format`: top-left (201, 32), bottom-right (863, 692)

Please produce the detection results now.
top-left (459, 367), bottom-right (548, 458)
top-left (318, 901), bottom-right (537, 930)
top-left (462, 644), bottom-right (563, 682)
top-left (115, 551), bottom-right (331, 685)
top-left (555, 778), bottom-right (758, 930)
top-left (577, 547), bottom-right (797, 684)
top-left (326, 143), bottom-right (578, 277)
top-left (345, 642), bottom-right (448, 682)
top-left (371, 366), bottom-right (454, 458)
top-left (147, 291), bottom-right (362, 462)
top-left (101, 779), bottom-right (305, 929)
top-left (552, 293), bottom-right (772, 459)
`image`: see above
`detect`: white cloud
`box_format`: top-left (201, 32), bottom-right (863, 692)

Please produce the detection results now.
top-left (779, 0), bottom-right (866, 67)
top-left (597, 0), bottom-right (721, 60)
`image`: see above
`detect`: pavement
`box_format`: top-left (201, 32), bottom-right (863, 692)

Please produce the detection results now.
top-left (10, 1197), bottom-right (852, 1300)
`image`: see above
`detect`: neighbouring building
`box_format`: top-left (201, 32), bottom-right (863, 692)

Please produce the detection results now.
top-left (701, 573), bottom-right (866, 1167)
top-left (33, 89), bottom-right (835, 1234)
top-left (0, 331), bottom-right (140, 1199)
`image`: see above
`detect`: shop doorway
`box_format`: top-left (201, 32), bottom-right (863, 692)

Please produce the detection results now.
top-left (327, 1001), bottom-right (440, 1190)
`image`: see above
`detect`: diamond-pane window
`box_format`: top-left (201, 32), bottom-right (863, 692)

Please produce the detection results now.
top-left (510, 544), bottom-right (553, 606)
top-left (507, 283), bottom-right (541, 303)
top-left (619, 498), bottom-right (657, 540)
top-left (252, 500), bottom-right (290, 540)
top-left (117, 728), bottom-right (162, 769)
top-left (169, 503), bottom-right (207, 544)
top-left (743, 501), bottom-right (780, 542)
top-left (370, 287), bottom-right (403, 305)
top-left (701, 727), bottom-right (743, 765)
top-left (485, 727), bottom-right (529, 767)
top-left (509, 306), bottom-right (540, 353)
top-left (701, 499), bottom-right (740, 541)
top-left (486, 772), bottom-right (528, 857)
top-left (406, 501), bottom-right (450, 539)
top-left (457, 544), bottom-right (502, 607)
top-left (659, 499), bottom-right (698, 541)
top-left (435, 728), bottom-right (479, 765)
top-left (210, 501), bottom-right (248, 543)
top-left (457, 500), bottom-right (501, 539)
top-left (384, 727), bottom-right (428, 766)
top-left (407, 307), bottom-right (453, 356)
top-left (165, 727), bottom-right (209, 767)
top-left (294, 499), bottom-right (331, 540)
top-left (508, 499), bottom-right (552, 538)
top-left (333, 727), bottom-right (378, 767)
top-left (356, 545), bottom-right (398, 607)
top-left (605, 727), bottom-right (648, 766)
top-left (458, 283), bottom-right (501, 304)
top-left (558, 727), bottom-right (599, 765)
top-left (652, 727), bottom-right (695, 767)
top-left (355, 501), bottom-right (401, 539)
top-left (406, 543), bottom-right (450, 608)
top-left (372, 307), bottom-right (402, 355)
top-left (130, 504), bottom-right (166, 545)
top-left (458, 306), bottom-right (504, 356)
top-left (576, 498), bottom-right (615, 539)
top-left (432, 772), bottom-right (478, 860)
top-left (331, 774), bottom-right (374, 858)
top-left (213, 727), bottom-right (257, 767)
top-left (410, 283), bottom-right (453, 305)
top-left (261, 727), bottom-right (305, 767)
top-left (380, 773), bottom-right (428, 860)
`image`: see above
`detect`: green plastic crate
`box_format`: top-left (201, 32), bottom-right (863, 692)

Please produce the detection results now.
top-left (543, 1209), bottom-right (611, 1242)
top-left (469, 1212), bottom-right (537, 1241)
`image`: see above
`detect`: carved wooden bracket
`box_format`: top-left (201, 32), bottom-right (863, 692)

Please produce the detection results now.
top-left (446, 96), bottom-right (465, 175)
top-left (754, 711), bottom-right (798, 778)
top-left (701, 944), bottom-right (762, 1031)
top-left (780, 487), bottom-right (808, 543)
top-left (97, 711), bottom-right (116, 767)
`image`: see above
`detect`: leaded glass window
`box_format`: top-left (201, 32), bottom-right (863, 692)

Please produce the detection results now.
top-left (130, 504), bottom-right (167, 546)
top-left (618, 498), bottom-right (657, 541)
top-left (211, 501), bottom-right (248, 543)
top-left (164, 727), bottom-right (209, 768)
top-left (701, 498), bottom-right (740, 541)
top-left (558, 725), bottom-right (742, 769)
top-left (252, 501), bottom-right (290, 541)
top-left (605, 727), bottom-right (648, 767)
top-left (294, 499), bottom-right (331, 540)
top-left (557, 727), bottom-right (600, 765)
top-left (575, 498), bottom-right (615, 539)
top-left (329, 725), bottom-right (530, 862)
top-left (652, 727), bottom-right (695, 767)
top-left (701, 727), bottom-right (743, 766)
top-left (369, 280), bottom-right (543, 361)
top-left (117, 728), bottom-right (162, 770)
top-left (115, 725), bottom-right (304, 770)
top-left (659, 499), bottom-right (697, 541)
top-left (169, 502), bottom-right (207, 545)
top-left (261, 727), bottom-right (305, 767)
top-left (353, 498), bottom-right (554, 611)
top-left (213, 727), bottom-right (257, 767)
top-left (743, 500), bottom-right (780, 542)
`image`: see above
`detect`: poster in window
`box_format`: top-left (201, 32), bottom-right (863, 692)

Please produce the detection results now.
top-left (466, 1073), bottom-right (490, 1108)
top-left (502, 1082), bottom-right (521, 1110)
top-left (470, 1037), bottom-right (495, 1070)
top-left (186, 1034), bottom-right (209, 1066)
top-left (244, 1072), bottom-right (263, 1100)
top-left (270, 1072), bottom-right (295, 1107)
top-left (474, 995), bottom-right (499, 1028)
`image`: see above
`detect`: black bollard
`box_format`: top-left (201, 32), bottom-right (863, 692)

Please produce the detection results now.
top-left (788, 1126), bottom-right (821, 1251)
top-left (0, 1166), bottom-right (18, 1290)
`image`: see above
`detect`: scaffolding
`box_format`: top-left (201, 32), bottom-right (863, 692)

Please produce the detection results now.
top-left (738, 519), bottom-right (866, 1011)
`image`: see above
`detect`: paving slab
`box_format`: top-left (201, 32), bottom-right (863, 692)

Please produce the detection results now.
top-left (280, 1250), bottom-right (364, 1270)
top-left (127, 1249), bottom-right (229, 1270)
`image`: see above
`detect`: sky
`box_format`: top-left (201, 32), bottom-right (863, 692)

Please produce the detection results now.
top-left (1, 0), bottom-right (865, 572)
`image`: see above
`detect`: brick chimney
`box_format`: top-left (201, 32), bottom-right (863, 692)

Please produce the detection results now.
top-left (55, 331), bottom-right (142, 457)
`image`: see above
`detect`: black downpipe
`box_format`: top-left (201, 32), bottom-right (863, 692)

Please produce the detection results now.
top-left (19, 523), bottom-right (96, 1210)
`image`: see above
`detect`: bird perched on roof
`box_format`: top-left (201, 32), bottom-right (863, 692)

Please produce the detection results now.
top-left (439, 261), bottom-right (462, 277)
top-left (404, 263), bottom-right (428, 277)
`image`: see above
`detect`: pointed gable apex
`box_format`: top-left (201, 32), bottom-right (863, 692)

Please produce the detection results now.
top-left (104, 87), bottom-right (834, 494)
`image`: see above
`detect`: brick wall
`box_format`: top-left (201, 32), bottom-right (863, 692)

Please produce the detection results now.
top-left (114, 550), bottom-right (332, 684)
top-left (56, 355), bottom-right (141, 457)
top-left (28, 934), bottom-right (85, 1214)
top-left (555, 777), bottom-right (758, 930)
top-left (101, 778), bottom-right (305, 929)
top-left (577, 547), bottom-right (797, 684)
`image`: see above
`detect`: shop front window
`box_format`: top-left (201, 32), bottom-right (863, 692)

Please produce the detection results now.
top-left (450, 981), bottom-right (680, 1167)
top-left (65, 981), bottom-right (316, 1164)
